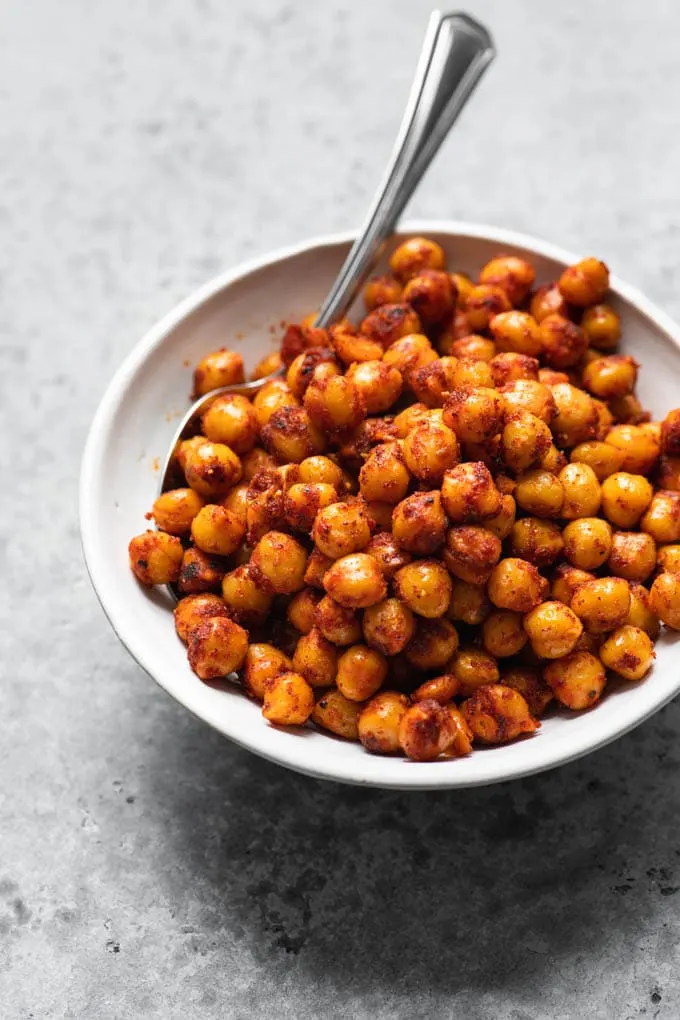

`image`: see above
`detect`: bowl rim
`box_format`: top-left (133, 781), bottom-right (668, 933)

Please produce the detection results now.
top-left (80, 218), bottom-right (680, 789)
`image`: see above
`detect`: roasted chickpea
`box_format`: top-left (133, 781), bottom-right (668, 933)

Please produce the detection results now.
top-left (530, 283), bottom-right (569, 323)
top-left (303, 375), bottom-right (366, 436)
top-left (311, 689), bottom-right (361, 740)
top-left (599, 625), bottom-right (655, 681)
top-left (128, 530), bottom-right (183, 586)
top-left (173, 593), bottom-right (230, 643)
top-left (187, 616), bottom-right (248, 680)
top-left (323, 553), bottom-right (387, 609)
top-left (443, 526), bottom-right (502, 585)
top-left (360, 303), bottom-right (422, 350)
top-left (626, 582), bottom-right (661, 638)
top-left (501, 667), bottom-right (553, 717)
top-left (287, 587), bottom-right (323, 634)
top-left (538, 368), bottom-right (570, 386)
top-left (411, 673), bottom-right (460, 704)
top-left (175, 435), bottom-right (210, 474)
top-left (200, 394), bottom-right (258, 454)
top-left (314, 595), bottom-right (362, 646)
top-left (510, 517), bottom-right (564, 567)
top-left (389, 236), bottom-right (446, 280)
top-left (346, 361), bottom-right (403, 414)
top-left (150, 488), bottom-right (204, 535)
top-left (608, 393), bottom-right (649, 426)
top-left (184, 441), bottom-right (243, 498)
top-left (543, 651), bottom-right (606, 710)
top-left (280, 322), bottom-right (329, 366)
top-left (449, 271), bottom-right (474, 308)
top-left (363, 533), bottom-right (412, 580)
top-left (244, 467), bottom-right (284, 545)
top-left (335, 644), bottom-right (388, 702)
top-left (483, 494), bottom-right (516, 542)
top-left (657, 544), bottom-right (680, 574)
top-left (292, 627), bottom-right (338, 688)
top-left (661, 409), bottom-right (680, 458)
top-left (283, 482), bottom-right (337, 532)
top-left (408, 357), bottom-right (457, 407)
top-left (249, 531), bottom-right (307, 594)
top-left (446, 579), bottom-right (490, 626)
top-left (465, 284), bottom-right (512, 331)
top-left (393, 559), bottom-right (452, 618)
top-left (605, 424), bottom-right (660, 475)
top-left (436, 308), bottom-right (474, 353)
top-left (538, 314), bottom-right (587, 369)
top-left (402, 269), bottom-right (454, 324)
top-left (562, 517), bottom-right (612, 570)
top-left (501, 411), bottom-right (552, 473)
top-left (242, 643), bottom-right (292, 701)
top-left (550, 382), bottom-right (598, 447)
top-left (251, 349), bottom-right (284, 381)
top-left (401, 419), bottom-right (460, 487)
top-left (189, 504), bottom-right (245, 557)
top-left (481, 610), bottom-right (527, 658)
top-left (262, 671), bottom-right (315, 726)
top-left (558, 258), bottom-right (609, 307)
top-left (177, 546), bottom-right (226, 594)
top-left (600, 472), bottom-right (653, 528)
top-left (569, 441), bottom-right (623, 481)
top-left (252, 378), bottom-right (299, 430)
top-left (581, 354), bottom-right (637, 400)
top-left (580, 304), bottom-right (621, 350)
top-left (489, 352), bottom-right (539, 388)
top-left (608, 531), bottom-right (657, 582)
top-left (478, 254), bottom-right (535, 304)
top-left (261, 406), bottom-right (326, 463)
top-left (556, 463), bottom-right (601, 520)
top-left (359, 442), bottom-right (410, 504)
top-left (221, 482), bottom-right (249, 527)
top-left (443, 387), bottom-right (504, 444)
top-left (310, 500), bottom-right (372, 560)
top-left (489, 310), bottom-right (543, 357)
top-left (358, 691), bottom-right (410, 754)
top-left (392, 491), bottom-right (448, 555)
top-left (286, 348), bottom-right (339, 399)
top-left (640, 490), bottom-right (680, 543)
top-left (329, 323), bottom-right (385, 365)
top-left (362, 599), bottom-right (413, 656)
top-left (440, 464), bottom-right (501, 525)
top-left (382, 333), bottom-right (438, 382)
top-left (404, 618), bottom-right (459, 672)
top-left (570, 576), bottom-right (631, 634)
top-left (398, 699), bottom-right (459, 761)
top-left (363, 273), bottom-right (403, 310)
top-left (192, 347), bottom-right (245, 398)
top-left (450, 334), bottom-right (496, 362)
top-left (523, 601), bottom-right (583, 659)
top-left (241, 446), bottom-right (278, 482)
top-left (296, 456), bottom-right (343, 490)
top-left (514, 469), bottom-right (564, 518)
top-left (538, 445), bottom-right (567, 474)
top-left (501, 379), bottom-right (556, 425)
top-left (449, 647), bottom-right (500, 694)
top-left (463, 684), bottom-right (538, 744)
top-left (365, 500), bottom-right (396, 532)
top-left (220, 565), bottom-right (272, 626)
top-left (303, 547), bottom-right (334, 590)
top-left (649, 571), bottom-right (680, 629)
top-left (450, 359), bottom-right (494, 393)
top-left (488, 558), bottom-right (547, 613)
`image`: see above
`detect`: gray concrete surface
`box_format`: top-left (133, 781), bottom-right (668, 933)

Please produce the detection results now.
top-left (2, 0), bottom-right (680, 1016)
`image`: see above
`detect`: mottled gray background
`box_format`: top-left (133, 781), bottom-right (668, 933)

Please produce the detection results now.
top-left (2, 0), bottom-right (679, 1017)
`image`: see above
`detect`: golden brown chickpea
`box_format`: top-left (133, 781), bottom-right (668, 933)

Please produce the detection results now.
top-left (184, 441), bottom-right (243, 498)
top-left (314, 595), bottom-right (362, 646)
top-left (411, 673), bottom-right (460, 704)
top-left (363, 533), bottom-right (412, 579)
top-left (605, 424), bottom-right (660, 475)
top-left (251, 349), bottom-right (283, 381)
top-left (280, 322), bottom-right (330, 366)
top-left (450, 334), bottom-right (496, 362)
top-left (640, 490), bottom-right (680, 543)
top-left (286, 348), bottom-right (340, 399)
top-left (187, 616), bottom-right (249, 680)
top-left (558, 258), bottom-right (609, 307)
top-left (550, 382), bottom-right (598, 447)
top-left (482, 610), bottom-right (528, 658)
top-left (450, 271), bottom-right (474, 308)
top-left (649, 571), bottom-right (680, 630)
top-left (523, 601), bottom-right (583, 659)
top-left (404, 618), bottom-right (459, 672)
top-left (501, 667), bottom-right (553, 717)
top-left (538, 315), bottom-right (588, 369)
top-left (449, 647), bottom-right (500, 694)
top-left (296, 455), bottom-right (343, 490)
top-left (345, 360), bottom-right (403, 415)
top-left (201, 394), bottom-right (259, 454)
top-left (177, 547), bottom-right (226, 594)
top-left (484, 494), bottom-right (517, 541)
top-left (582, 355), bottom-right (637, 400)
top-left (329, 323), bottom-right (385, 365)
top-left (562, 518), bottom-right (612, 571)
top-left (439, 462), bottom-right (501, 524)
top-left (661, 409), bottom-right (680, 458)
top-left (244, 467), bottom-right (285, 545)
top-left (551, 563), bottom-right (595, 605)
top-left (360, 303), bottom-right (422, 351)
top-left (510, 518), bottom-right (564, 567)
top-left (402, 269), bottom-right (454, 324)
top-left (175, 435), bottom-right (210, 474)
top-left (489, 310), bottom-right (543, 357)
top-left (538, 444), bottom-right (568, 474)
top-left (442, 386), bottom-right (504, 444)
top-left (657, 544), bottom-right (680, 574)
top-left (391, 491), bottom-right (447, 555)
top-left (607, 531), bottom-right (657, 582)
top-left (530, 283), bottom-right (569, 323)
top-left (608, 393), bottom-right (650, 426)
top-left (557, 463), bottom-right (602, 520)
top-left (401, 419), bottom-right (459, 488)
top-left (311, 689), bottom-right (361, 740)
top-left (190, 504), bottom-right (245, 557)
top-left (538, 367), bottom-right (570, 386)
top-left (287, 587), bottom-right (323, 634)
top-left (262, 671), bottom-right (315, 726)
top-left (241, 643), bottom-right (292, 701)
top-left (488, 558), bottom-right (547, 613)
top-left (311, 500), bottom-right (372, 560)
top-left (303, 375), bottom-right (366, 436)
top-left (580, 304), bottom-right (621, 350)
top-left (399, 699), bottom-right (459, 762)
top-left (252, 378), bottom-right (300, 430)
top-left (543, 651), bottom-right (606, 710)
top-left (599, 625), bottom-right (655, 681)
top-left (479, 254), bottom-right (535, 304)
top-left (358, 442), bottom-right (410, 504)
top-left (192, 347), bottom-right (245, 398)
top-left (150, 488), bottom-right (205, 535)
top-left (323, 553), bottom-right (387, 609)
top-left (249, 531), bottom-right (307, 594)
top-left (441, 705), bottom-right (474, 756)
top-left (465, 284), bottom-right (512, 332)
top-left (362, 598), bottom-right (413, 656)
top-left (292, 627), bottom-right (338, 688)
top-left (514, 469), bottom-right (564, 518)
top-left (220, 565), bottom-right (272, 626)
top-left (600, 472), bottom-right (654, 528)
top-left (501, 411), bottom-right (552, 473)
top-left (283, 482), bottom-right (337, 532)
top-left (173, 593), bottom-right (230, 643)
top-left (363, 273), bottom-right (403, 310)
top-left (570, 576), bottom-right (631, 634)
top-left (303, 548), bottom-right (334, 590)
top-left (382, 333), bottom-right (438, 382)
top-left (261, 406), bottom-right (326, 463)
top-left (128, 530), bottom-right (183, 586)
top-left (241, 446), bottom-right (278, 482)
top-left (358, 690), bottom-right (410, 754)
top-left (590, 399), bottom-right (613, 442)
top-left (391, 402), bottom-right (430, 437)
top-left (365, 500), bottom-right (395, 532)
top-left (463, 684), bottom-right (538, 744)
top-left (501, 379), bottom-right (557, 425)
top-left (443, 526), bottom-right (502, 585)
top-left (450, 357), bottom-right (495, 390)
top-left (389, 236), bottom-right (446, 281)
top-left (393, 559), bottom-right (452, 618)
top-left (447, 579), bottom-right (491, 626)
top-left (221, 482), bottom-right (249, 527)
top-left (569, 441), bottom-right (623, 481)
top-left (489, 352), bottom-right (539, 387)
top-left (335, 644), bottom-right (388, 702)
top-left (436, 310), bottom-right (473, 355)
top-left (409, 357), bottom-right (459, 407)
top-left (626, 582), bottom-right (660, 638)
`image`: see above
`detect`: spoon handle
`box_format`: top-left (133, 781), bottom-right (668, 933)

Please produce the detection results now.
top-left (315, 11), bottom-right (495, 328)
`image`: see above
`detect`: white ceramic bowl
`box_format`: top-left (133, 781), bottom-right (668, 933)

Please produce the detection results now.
top-left (80, 220), bottom-right (680, 789)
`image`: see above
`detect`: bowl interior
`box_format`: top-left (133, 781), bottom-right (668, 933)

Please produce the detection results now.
top-left (81, 222), bottom-right (680, 789)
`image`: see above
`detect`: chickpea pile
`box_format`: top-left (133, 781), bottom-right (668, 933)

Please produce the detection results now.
top-left (128, 236), bottom-right (680, 763)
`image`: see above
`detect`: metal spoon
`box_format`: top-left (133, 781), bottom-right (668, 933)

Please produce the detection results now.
top-left (158, 10), bottom-right (494, 504)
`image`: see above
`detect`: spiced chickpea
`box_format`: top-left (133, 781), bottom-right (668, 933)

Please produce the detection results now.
top-left (359, 442), bottom-right (410, 504)
top-left (540, 316), bottom-right (589, 371)
top-left (530, 283), bottom-right (569, 323)
top-left (174, 593), bottom-right (230, 643)
top-left (436, 308), bottom-right (473, 354)
top-left (280, 322), bottom-right (329, 366)
top-left (605, 424), bottom-right (660, 475)
top-left (361, 534), bottom-right (409, 580)
top-left (363, 273), bottom-right (403, 310)
top-left (392, 491), bottom-right (447, 555)
top-left (488, 558), bottom-right (547, 613)
top-left (514, 469), bottom-right (564, 518)
top-left (465, 284), bottom-right (512, 331)
top-left (410, 357), bottom-right (458, 407)
top-left (452, 358), bottom-right (495, 392)
top-left (311, 500), bottom-right (372, 560)
top-left (657, 544), bottom-right (680, 574)
top-left (335, 644), bottom-right (388, 702)
top-left (358, 691), bottom-right (410, 754)
top-left (649, 572), bottom-right (680, 629)
top-left (558, 258), bottom-right (609, 307)
top-left (187, 617), bottom-right (248, 680)
top-left (500, 379), bottom-right (557, 424)
top-left (346, 361), bottom-right (403, 414)
top-left (286, 587), bottom-right (322, 634)
top-left (626, 583), bottom-right (661, 638)
top-left (282, 482), bottom-right (336, 533)
top-left (411, 673), bottom-right (460, 704)
top-left (292, 627), bottom-right (338, 688)
top-left (557, 463), bottom-right (601, 519)
top-left (323, 553), bottom-right (387, 609)
top-left (550, 382), bottom-right (598, 447)
top-left (177, 547), bottom-right (226, 594)
top-left (405, 618), bottom-right (459, 672)
top-left (251, 349), bottom-right (283, 381)
top-left (314, 595), bottom-right (362, 646)
top-left (362, 598), bottom-right (414, 656)
top-left (443, 526), bottom-right (502, 585)
top-left (190, 504), bottom-right (245, 557)
top-left (389, 236), bottom-right (446, 280)
top-left (450, 272), bottom-right (474, 308)
top-left (399, 700), bottom-right (459, 762)
top-left (402, 419), bottom-right (460, 487)
top-left (128, 530), bottom-right (183, 586)
top-left (311, 690), bottom-right (361, 741)
top-left (296, 455), bottom-right (343, 490)
top-left (192, 347), bottom-right (245, 398)
top-left (303, 375), bottom-right (366, 437)
top-left (252, 379), bottom-right (299, 430)
top-left (221, 565), bottom-right (272, 626)
top-left (661, 409), bottom-right (680, 458)
top-left (543, 651), bottom-right (606, 710)
top-left (538, 368), bottom-right (570, 386)
top-left (539, 445), bottom-right (568, 473)
top-left (510, 518), bottom-right (564, 567)
top-left (382, 332), bottom-right (438, 382)
top-left (479, 254), bottom-right (535, 304)
top-left (393, 559), bottom-right (452, 618)
top-left (600, 472), bottom-right (653, 528)
top-left (201, 394), bottom-right (258, 454)
top-left (450, 647), bottom-right (500, 694)
top-left (360, 303), bottom-right (422, 350)
top-left (562, 518), bottom-right (612, 570)
top-left (580, 304), bottom-right (621, 350)
top-left (261, 406), bottom-right (325, 463)
top-left (481, 611), bottom-right (527, 658)
top-left (303, 548), bottom-right (334, 590)
top-left (463, 685), bottom-right (538, 744)
top-left (501, 667), bottom-right (553, 717)
top-left (447, 579), bottom-right (491, 626)
top-left (450, 334), bottom-right (496, 362)
top-left (569, 441), bottom-right (623, 481)
top-left (484, 494), bottom-right (517, 541)
top-left (365, 500), bottom-right (396, 532)
top-left (441, 463), bottom-right (501, 525)
top-left (221, 483), bottom-right (249, 527)
top-left (249, 531), bottom-right (307, 594)
top-left (523, 601), bottom-right (583, 659)
top-left (608, 531), bottom-right (657, 582)
top-left (151, 488), bottom-right (204, 535)
top-left (640, 490), bottom-right (680, 543)
top-left (443, 387), bottom-right (503, 444)
top-left (392, 402), bottom-right (431, 437)
top-left (490, 310), bottom-right (543, 357)
top-left (242, 643), bottom-right (292, 701)
top-left (599, 625), bottom-right (655, 681)
top-left (183, 441), bottom-right (243, 498)
top-left (262, 671), bottom-right (315, 726)
top-left (570, 577), bottom-right (631, 634)
top-left (609, 393), bottom-right (649, 426)
top-left (329, 324), bottom-right (384, 365)
top-left (402, 269), bottom-right (454, 324)
top-left (582, 355), bottom-right (637, 400)
top-left (489, 352), bottom-right (539, 387)
top-left (241, 447), bottom-right (278, 482)
top-left (501, 411), bottom-right (552, 473)
top-left (286, 348), bottom-right (339, 399)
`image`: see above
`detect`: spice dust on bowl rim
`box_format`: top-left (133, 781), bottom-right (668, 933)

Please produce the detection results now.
top-left (80, 220), bottom-right (680, 789)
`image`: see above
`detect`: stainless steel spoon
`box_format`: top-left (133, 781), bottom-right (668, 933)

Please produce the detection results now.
top-left (158, 10), bottom-right (494, 504)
